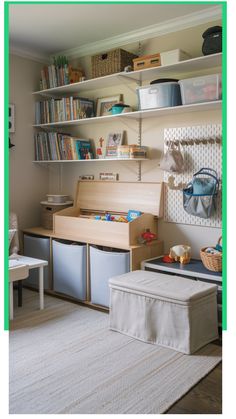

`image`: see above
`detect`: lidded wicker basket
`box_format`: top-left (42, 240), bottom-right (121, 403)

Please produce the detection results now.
top-left (91, 48), bottom-right (137, 78)
top-left (200, 236), bottom-right (222, 272)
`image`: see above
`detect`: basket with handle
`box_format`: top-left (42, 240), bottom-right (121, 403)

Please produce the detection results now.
top-left (91, 48), bottom-right (137, 78)
top-left (200, 236), bottom-right (222, 272)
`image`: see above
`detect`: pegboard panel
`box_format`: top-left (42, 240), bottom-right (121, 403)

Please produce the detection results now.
top-left (163, 124), bottom-right (222, 227)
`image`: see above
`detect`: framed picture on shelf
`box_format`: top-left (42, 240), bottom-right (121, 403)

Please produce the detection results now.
top-left (96, 95), bottom-right (122, 117)
top-left (79, 99), bottom-right (95, 119)
top-left (106, 131), bottom-right (124, 147)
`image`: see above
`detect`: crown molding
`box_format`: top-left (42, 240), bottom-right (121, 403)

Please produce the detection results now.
top-left (10, 46), bottom-right (50, 64)
top-left (56, 5), bottom-right (222, 59)
top-left (10, 5), bottom-right (222, 63)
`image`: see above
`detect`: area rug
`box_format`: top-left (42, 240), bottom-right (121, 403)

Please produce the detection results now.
top-left (9, 290), bottom-right (221, 414)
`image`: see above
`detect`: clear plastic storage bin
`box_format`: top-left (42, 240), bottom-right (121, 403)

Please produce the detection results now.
top-left (179, 73), bottom-right (222, 105)
top-left (137, 82), bottom-right (182, 110)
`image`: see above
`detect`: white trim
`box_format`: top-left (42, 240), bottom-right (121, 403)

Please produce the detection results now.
top-left (55, 5), bottom-right (222, 59)
top-left (10, 5), bottom-right (222, 64)
top-left (10, 46), bottom-right (50, 64)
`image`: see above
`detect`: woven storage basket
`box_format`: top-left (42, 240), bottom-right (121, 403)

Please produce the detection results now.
top-left (41, 202), bottom-right (73, 230)
top-left (91, 48), bottom-right (137, 78)
top-left (200, 237), bottom-right (222, 272)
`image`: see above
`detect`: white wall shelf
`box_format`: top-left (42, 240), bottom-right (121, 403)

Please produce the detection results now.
top-left (33, 158), bottom-right (149, 163)
top-left (33, 101), bottom-right (222, 128)
top-left (32, 53), bottom-right (222, 96)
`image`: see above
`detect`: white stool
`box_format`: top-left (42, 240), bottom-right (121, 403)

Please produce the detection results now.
top-left (109, 270), bottom-right (219, 354)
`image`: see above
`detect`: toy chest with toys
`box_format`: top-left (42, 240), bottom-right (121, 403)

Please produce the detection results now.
top-left (53, 181), bottom-right (163, 248)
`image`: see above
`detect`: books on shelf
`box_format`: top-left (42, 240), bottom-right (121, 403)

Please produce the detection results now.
top-left (34, 132), bottom-right (94, 161)
top-left (35, 97), bottom-right (95, 125)
top-left (39, 56), bottom-right (84, 90)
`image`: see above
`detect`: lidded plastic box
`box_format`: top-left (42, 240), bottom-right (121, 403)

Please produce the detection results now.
top-left (137, 81), bottom-right (182, 110)
top-left (179, 73), bottom-right (222, 105)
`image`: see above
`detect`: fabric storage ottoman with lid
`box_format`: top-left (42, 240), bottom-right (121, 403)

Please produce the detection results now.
top-left (109, 270), bottom-right (218, 354)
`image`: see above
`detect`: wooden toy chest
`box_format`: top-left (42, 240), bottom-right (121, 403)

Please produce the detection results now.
top-left (54, 181), bottom-right (163, 247)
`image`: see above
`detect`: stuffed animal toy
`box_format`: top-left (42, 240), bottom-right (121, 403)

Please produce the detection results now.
top-left (169, 245), bottom-right (191, 264)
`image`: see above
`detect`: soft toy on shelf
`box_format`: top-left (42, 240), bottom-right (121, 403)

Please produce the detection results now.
top-left (169, 244), bottom-right (191, 264)
top-left (138, 229), bottom-right (157, 245)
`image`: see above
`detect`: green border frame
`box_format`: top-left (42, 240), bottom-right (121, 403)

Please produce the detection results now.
top-left (4, 0), bottom-right (227, 331)
top-left (4, 1), bottom-right (9, 331)
top-left (222, 1), bottom-right (227, 330)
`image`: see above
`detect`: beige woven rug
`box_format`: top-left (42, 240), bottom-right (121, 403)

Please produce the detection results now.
top-left (9, 290), bottom-right (221, 414)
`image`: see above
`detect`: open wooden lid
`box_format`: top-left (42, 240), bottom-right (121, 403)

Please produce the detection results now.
top-left (75, 181), bottom-right (163, 217)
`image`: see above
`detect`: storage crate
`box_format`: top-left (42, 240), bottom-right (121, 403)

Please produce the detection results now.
top-left (23, 234), bottom-right (50, 289)
top-left (40, 201), bottom-right (73, 230)
top-left (133, 53), bottom-right (161, 71)
top-left (54, 181), bottom-right (163, 247)
top-left (91, 48), bottom-right (137, 78)
top-left (90, 245), bottom-right (130, 307)
top-left (137, 82), bottom-right (182, 110)
top-left (160, 49), bottom-right (191, 66)
top-left (53, 239), bottom-right (87, 300)
top-left (179, 73), bottom-right (222, 105)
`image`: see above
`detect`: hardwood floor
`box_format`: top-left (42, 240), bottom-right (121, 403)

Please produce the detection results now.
top-left (167, 362), bottom-right (222, 414)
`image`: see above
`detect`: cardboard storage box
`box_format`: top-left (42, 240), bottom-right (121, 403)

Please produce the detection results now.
top-left (54, 181), bottom-right (163, 247)
top-left (41, 201), bottom-right (73, 230)
top-left (160, 49), bottom-right (191, 66)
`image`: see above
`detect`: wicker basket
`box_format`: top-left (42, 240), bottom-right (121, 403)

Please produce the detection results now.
top-left (40, 202), bottom-right (73, 230)
top-left (200, 237), bottom-right (222, 272)
top-left (91, 48), bottom-right (137, 78)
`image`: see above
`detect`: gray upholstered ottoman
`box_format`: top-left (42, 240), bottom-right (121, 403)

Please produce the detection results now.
top-left (109, 270), bottom-right (218, 354)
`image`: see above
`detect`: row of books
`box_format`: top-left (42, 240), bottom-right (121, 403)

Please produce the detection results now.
top-left (40, 63), bottom-right (70, 90)
top-left (35, 97), bottom-right (95, 125)
top-left (34, 132), bottom-right (94, 161)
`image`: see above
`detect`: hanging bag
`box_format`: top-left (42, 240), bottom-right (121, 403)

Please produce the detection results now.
top-left (160, 142), bottom-right (184, 173)
top-left (183, 168), bottom-right (219, 219)
top-left (202, 26), bottom-right (222, 56)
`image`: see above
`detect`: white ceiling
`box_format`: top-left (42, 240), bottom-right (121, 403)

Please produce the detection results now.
top-left (9, 3), bottom-right (221, 62)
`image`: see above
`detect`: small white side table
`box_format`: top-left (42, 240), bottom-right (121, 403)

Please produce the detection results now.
top-left (9, 255), bottom-right (48, 319)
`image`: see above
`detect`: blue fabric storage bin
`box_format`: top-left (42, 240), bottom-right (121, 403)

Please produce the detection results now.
top-left (53, 239), bottom-right (87, 300)
top-left (90, 245), bottom-right (130, 307)
top-left (23, 234), bottom-right (50, 289)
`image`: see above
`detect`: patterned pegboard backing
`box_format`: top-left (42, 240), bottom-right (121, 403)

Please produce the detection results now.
top-left (164, 124), bottom-right (222, 228)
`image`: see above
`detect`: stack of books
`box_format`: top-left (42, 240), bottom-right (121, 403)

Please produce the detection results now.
top-left (39, 56), bottom-right (84, 90)
top-left (34, 132), bottom-right (94, 161)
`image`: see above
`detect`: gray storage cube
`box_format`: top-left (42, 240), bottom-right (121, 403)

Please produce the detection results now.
top-left (90, 245), bottom-right (130, 307)
top-left (23, 234), bottom-right (50, 289)
top-left (53, 239), bottom-right (87, 300)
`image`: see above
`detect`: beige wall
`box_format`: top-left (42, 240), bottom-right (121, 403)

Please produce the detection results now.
top-left (9, 54), bottom-right (49, 230)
